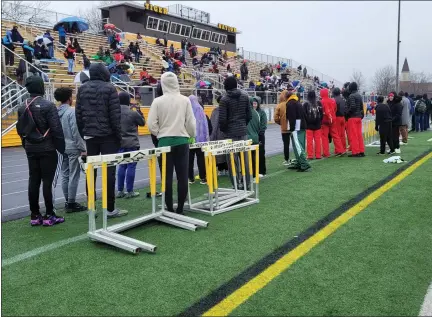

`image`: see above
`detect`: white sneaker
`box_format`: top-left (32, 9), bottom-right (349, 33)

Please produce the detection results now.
top-left (283, 160), bottom-right (289, 166)
top-left (395, 148), bottom-right (401, 154)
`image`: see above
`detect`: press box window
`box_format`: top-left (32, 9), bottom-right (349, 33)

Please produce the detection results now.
top-left (146, 16), bottom-right (170, 33)
top-left (191, 27), bottom-right (211, 41)
top-left (170, 22), bottom-right (191, 37)
top-left (211, 32), bottom-right (226, 45)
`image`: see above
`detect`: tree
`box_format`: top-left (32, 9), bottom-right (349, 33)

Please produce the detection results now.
top-left (350, 70), bottom-right (366, 92)
top-left (1, 1), bottom-right (52, 25)
top-left (372, 66), bottom-right (396, 95)
top-left (409, 72), bottom-right (432, 95)
top-left (76, 1), bottom-right (116, 34)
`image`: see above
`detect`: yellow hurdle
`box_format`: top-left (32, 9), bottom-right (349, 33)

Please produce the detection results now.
top-left (255, 147), bottom-right (260, 184)
top-left (161, 152), bottom-right (166, 194)
top-left (101, 162), bottom-right (108, 229)
top-left (212, 153), bottom-right (218, 191)
top-left (207, 154), bottom-right (214, 194)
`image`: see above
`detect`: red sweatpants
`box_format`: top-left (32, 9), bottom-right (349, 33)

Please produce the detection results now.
top-left (321, 124), bottom-right (344, 157)
top-left (335, 117), bottom-right (347, 151)
top-left (306, 129), bottom-right (322, 159)
top-left (347, 118), bottom-right (365, 155)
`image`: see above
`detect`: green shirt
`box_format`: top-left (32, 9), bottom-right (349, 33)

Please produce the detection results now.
top-left (158, 136), bottom-right (189, 147)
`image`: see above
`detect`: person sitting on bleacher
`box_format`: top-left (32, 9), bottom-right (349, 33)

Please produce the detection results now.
top-left (22, 40), bottom-right (35, 63)
top-left (113, 49), bottom-right (124, 63)
top-left (103, 50), bottom-right (114, 65)
top-left (92, 46), bottom-right (104, 61)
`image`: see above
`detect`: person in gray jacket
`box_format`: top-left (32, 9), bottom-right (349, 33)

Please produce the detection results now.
top-left (54, 87), bottom-right (87, 212)
top-left (116, 92), bottom-right (145, 198)
top-left (399, 91), bottom-right (410, 143)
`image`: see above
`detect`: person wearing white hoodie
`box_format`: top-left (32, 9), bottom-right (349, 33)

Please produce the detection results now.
top-left (147, 72), bottom-right (196, 214)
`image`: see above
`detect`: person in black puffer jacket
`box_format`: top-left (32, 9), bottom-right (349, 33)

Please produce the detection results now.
top-left (333, 87), bottom-right (348, 151)
top-left (219, 76), bottom-right (252, 188)
top-left (346, 82), bottom-right (365, 157)
top-left (387, 91), bottom-right (403, 153)
top-left (75, 62), bottom-right (126, 218)
top-left (17, 76), bottom-right (65, 227)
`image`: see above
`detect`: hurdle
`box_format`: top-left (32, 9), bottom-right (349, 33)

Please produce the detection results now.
top-left (85, 147), bottom-right (209, 254)
top-left (185, 140), bottom-right (260, 216)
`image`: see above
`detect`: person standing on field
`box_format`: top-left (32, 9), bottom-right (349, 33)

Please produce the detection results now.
top-left (374, 95), bottom-right (395, 155)
top-left (399, 91), bottom-right (410, 144)
top-left (346, 82), bottom-right (365, 157)
top-left (332, 87), bottom-right (347, 153)
top-left (320, 88), bottom-right (344, 157)
top-left (274, 90), bottom-right (291, 165)
top-left (304, 91), bottom-right (323, 160)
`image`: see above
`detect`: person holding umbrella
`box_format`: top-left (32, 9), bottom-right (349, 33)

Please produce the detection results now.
top-left (57, 24), bottom-right (66, 46)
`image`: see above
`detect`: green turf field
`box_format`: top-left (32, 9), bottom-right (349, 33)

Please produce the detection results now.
top-left (2, 131), bottom-right (431, 316)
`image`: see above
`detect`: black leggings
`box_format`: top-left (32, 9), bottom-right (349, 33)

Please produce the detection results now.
top-left (188, 148), bottom-right (206, 181)
top-left (379, 122), bottom-right (394, 154)
top-left (282, 133), bottom-right (290, 161)
top-left (27, 151), bottom-right (58, 218)
top-left (392, 125), bottom-right (400, 149)
top-left (259, 133), bottom-right (266, 175)
top-left (165, 144), bottom-right (189, 213)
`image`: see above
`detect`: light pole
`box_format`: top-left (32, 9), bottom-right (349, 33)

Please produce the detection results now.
top-left (396, 0), bottom-right (401, 92)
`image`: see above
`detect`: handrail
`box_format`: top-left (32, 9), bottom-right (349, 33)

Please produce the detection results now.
top-left (2, 121), bottom-right (18, 137)
top-left (1, 87), bottom-right (28, 111)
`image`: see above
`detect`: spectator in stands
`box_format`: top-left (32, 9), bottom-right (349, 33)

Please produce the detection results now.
top-left (375, 95), bottom-right (395, 155)
top-left (65, 41), bottom-right (76, 75)
top-left (274, 91), bottom-right (291, 164)
top-left (131, 42), bottom-right (141, 63)
top-left (346, 82), bottom-right (365, 157)
top-left (103, 50), bottom-right (114, 65)
top-left (140, 67), bottom-right (149, 81)
top-left (147, 72), bottom-right (196, 214)
top-left (123, 47), bottom-right (133, 62)
top-left (188, 95), bottom-right (209, 184)
top-left (253, 96), bottom-right (267, 176)
top-left (333, 88), bottom-right (347, 153)
top-left (304, 90), bottom-right (323, 160)
top-left (163, 33), bottom-right (168, 47)
top-left (73, 38), bottom-right (84, 54)
top-left (116, 92), bottom-right (145, 199)
top-left (223, 50), bottom-right (228, 60)
top-left (181, 38), bottom-right (187, 57)
top-left (240, 61), bottom-right (248, 81)
top-left (320, 88), bottom-right (344, 157)
top-left (106, 28), bottom-right (114, 44)
top-left (170, 43), bottom-right (174, 57)
top-left (22, 40), bottom-right (34, 63)
top-left (74, 58), bottom-right (90, 83)
top-left (54, 87), bottom-right (87, 213)
top-left (219, 76), bottom-right (252, 188)
top-left (137, 32), bottom-right (142, 41)
top-left (113, 49), bottom-right (124, 63)
top-left (43, 30), bottom-right (55, 59)
top-left (17, 76), bottom-right (65, 226)
top-left (399, 91), bottom-right (410, 143)
top-left (58, 24), bottom-right (66, 46)
top-left (303, 67), bottom-right (307, 78)
top-left (75, 63), bottom-right (127, 218)
top-left (297, 65), bottom-right (302, 75)
top-left (92, 46), bottom-right (104, 61)
top-left (2, 31), bottom-right (15, 66)
top-left (286, 89), bottom-right (311, 172)
top-left (11, 26), bottom-right (23, 43)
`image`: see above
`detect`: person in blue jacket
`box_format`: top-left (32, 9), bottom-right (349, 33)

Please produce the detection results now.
top-left (2, 31), bottom-right (15, 65)
top-left (22, 40), bottom-right (34, 63)
top-left (58, 24), bottom-right (66, 46)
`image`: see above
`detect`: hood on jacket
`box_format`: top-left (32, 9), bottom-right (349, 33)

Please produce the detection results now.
top-left (320, 88), bottom-right (329, 99)
top-left (25, 75), bottom-right (45, 96)
top-left (160, 72), bottom-right (180, 94)
top-left (349, 82), bottom-right (358, 92)
top-left (333, 87), bottom-right (341, 96)
top-left (57, 103), bottom-right (70, 118)
top-left (89, 63), bottom-right (110, 82)
top-left (6, 30), bottom-right (12, 38)
top-left (287, 94), bottom-right (299, 103)
top-left (252, 96), bottom-right (261, 107)
top-left (119, 91), bottom-right (130, 105)
top-left (226, 89), bottom-right (242, 99)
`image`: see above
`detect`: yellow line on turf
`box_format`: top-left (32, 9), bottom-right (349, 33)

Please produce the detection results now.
top-left (203, 152), bottom-right (432, 317)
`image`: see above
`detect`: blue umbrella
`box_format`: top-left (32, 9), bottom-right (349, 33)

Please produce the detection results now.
top-left (54, 16), bottom-right (89, 32)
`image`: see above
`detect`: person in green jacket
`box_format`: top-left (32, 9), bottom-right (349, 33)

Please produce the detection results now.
top-left (252, 96), bottom-right (267, 176)
top-left (247, 96), bottom-right (260, 178)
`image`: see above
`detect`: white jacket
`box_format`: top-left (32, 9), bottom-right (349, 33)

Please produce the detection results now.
top-left (147, 72), bottom-right (196, 139)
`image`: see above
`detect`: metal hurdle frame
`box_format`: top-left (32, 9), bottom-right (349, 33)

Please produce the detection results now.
top-left (85, 147), bottom-right (209, 254)
top-left (185, 141), bottom-right (260, 216)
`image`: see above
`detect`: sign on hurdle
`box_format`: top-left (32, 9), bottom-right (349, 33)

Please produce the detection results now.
top-left (84, 146), bottom-right (208, 254)
top-left (185, 140), bottom-right (260, 216)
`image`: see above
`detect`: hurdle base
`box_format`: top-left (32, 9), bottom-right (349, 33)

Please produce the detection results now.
top-left (187, 197), bottom-right (259, 216)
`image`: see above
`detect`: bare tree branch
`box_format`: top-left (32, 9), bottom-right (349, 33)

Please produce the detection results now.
top-left (372, 65), bottom-right (396, 95)
top-left (76, 1), bottom-right (116, 34)
top-left (2, 1), bottom-right (52, 25)
top-left (350, 70), bottom-right (366, 92)
top-left (408, 72), bottom-right (432, 95)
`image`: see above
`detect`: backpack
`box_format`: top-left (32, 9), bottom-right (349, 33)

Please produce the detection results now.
top-left (16, 97), bottom-right (50, 144)
top-left (415, 100), bottom-right (427, 113)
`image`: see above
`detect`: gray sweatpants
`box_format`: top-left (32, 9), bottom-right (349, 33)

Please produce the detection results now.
top-left (61, 150), bottom-right (81, 203)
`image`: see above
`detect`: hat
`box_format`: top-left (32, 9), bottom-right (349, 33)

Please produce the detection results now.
top-left (224, 76), bottom-right (237, 91)
top-left (118, 91), bottom-right (130, 105)
top-left (388, 92), bottom-right (394, 97)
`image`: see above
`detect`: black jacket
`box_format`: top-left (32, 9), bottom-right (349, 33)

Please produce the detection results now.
top-left (375, 103), bottom-right (392, 129)
top-left (17, 76), bottom-right (65, 154)
top-left (389, 96), bottom-right (403, 126)
top-left (219, 89), bottom-right (252, 138)
top-left (346, 91), bottom-right (364, 119)
top-left (334, 95), bottom-right (346, 117)
top-left (75, 63), bottom-right (122, 140)
top-left (286, 96), bottom-right (307, 132)
top-left (303, 101), bottom-right (323, 130)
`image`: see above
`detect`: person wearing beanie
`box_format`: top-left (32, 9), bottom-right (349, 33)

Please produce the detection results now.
top-left (333, 87), bottom-right (348, 152)
top-left (148, 72), bottom-right (196, 214)
top-left (219, 76), bottom-right (252, 188)
top-left (286, 90), bottom-right (311, 172)
top-left (274, 90), bottom-right (291, 165)
top-left (76, 63), bottom-right (126, 218)
top-left (375, 95), bottom-right (395, 155)
top-left (320, 88), bottom-right (344, 157)
top-left (303, 90), bottom-right (323, 160)
top-left (209, 92), bottom-right (229, 174)
top-left (346, 82), bottom-right (365, 157)
top-left (252, 96), bottom-right (267, 176)
top-left (17, 76), bottom-right (66, 226)
top-left (247, 96), bottom-right (261, 177)
top-left (116, 92), bottom-right (145, 199)
top-left (387, 91), bottom-right (403, 153)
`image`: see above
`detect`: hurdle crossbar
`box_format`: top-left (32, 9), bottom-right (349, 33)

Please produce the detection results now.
top-left (85, 146), bottom-right (208, 254)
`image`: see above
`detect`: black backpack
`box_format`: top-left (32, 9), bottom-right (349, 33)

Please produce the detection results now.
top-left (16, 97), bottom-right (50, 144)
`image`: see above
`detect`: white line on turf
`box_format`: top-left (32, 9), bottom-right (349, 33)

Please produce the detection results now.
top-left (1, 234), bottom-right (87, 268)
top-left (419, 283), bottom-right (432, 316)
top-left (427, 138), bottom-right (432, 142)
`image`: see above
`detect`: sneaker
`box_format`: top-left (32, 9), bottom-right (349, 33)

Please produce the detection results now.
top-left (146, 192), bottom-right (163, 198)
top-left (30, 216), bottom-right (43, 226)
top-left (43, 215), bottom-right (65, 226)
top-left (188, 179), bottom-right (195, 184)
top-left (125, 191), bottom-right (140, 199)
top-left (199, 179), bottom-right (207, 185)
top-left (388, 151), bottom-right (396, 155)
top-left (66, 202), bottom-right (87, 213)
top-left (107, 209), bottom-right (128, 218)
top-left (116, 191), bottom-right (126, 198)
top-left (259, 174), bottom-right (264, 178)
top-left (377, 152), bottom-right (385, 155)
top-left (287, 165), bottom-right (300, 170)
top-left (358, 153), bottom-right (366, 157)
top-left (395, 148), bottom-right (401, 154)
top-left (297, 166), bottom-right (311, 172)
top-left (282, 160), bottom-right (290, 166)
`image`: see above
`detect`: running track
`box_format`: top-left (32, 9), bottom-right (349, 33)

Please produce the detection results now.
top-left (1, 125), bottom-right (286, 222)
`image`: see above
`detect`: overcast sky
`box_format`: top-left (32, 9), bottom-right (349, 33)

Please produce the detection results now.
top-left (46, 1), bottom-right (432, 89)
